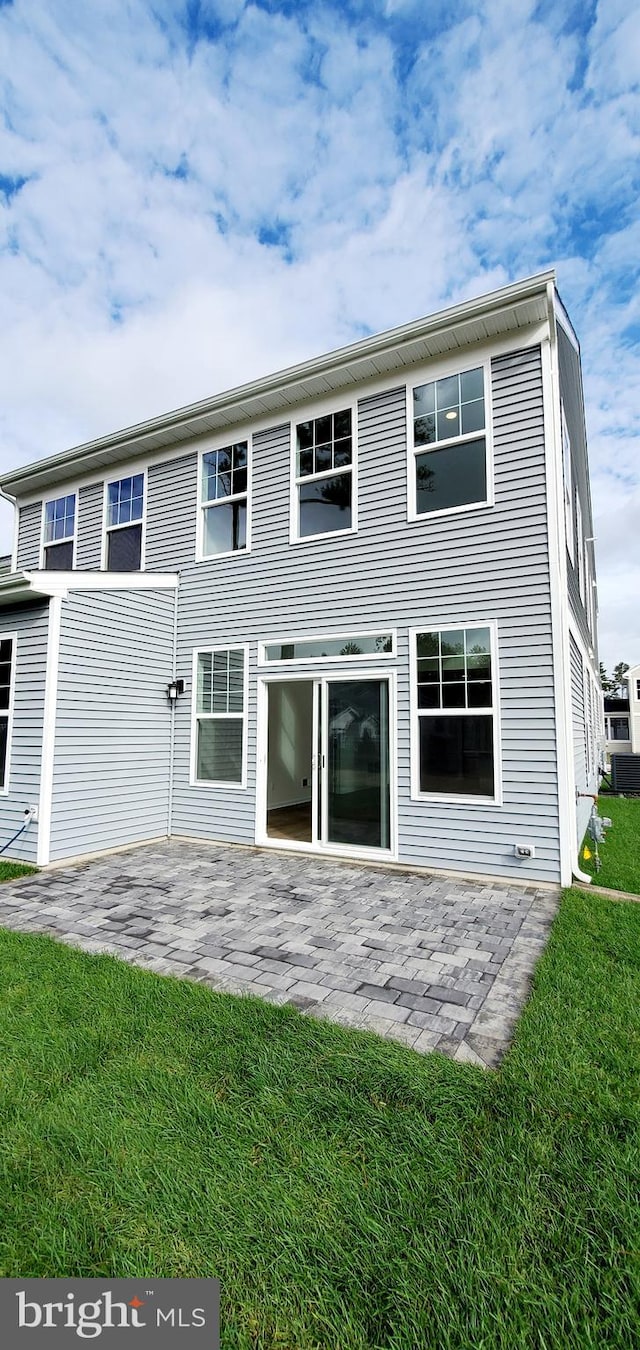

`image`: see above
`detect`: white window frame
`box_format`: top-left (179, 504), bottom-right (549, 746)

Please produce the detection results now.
top-left (605, 715), bottom-right (630, 742)
top-left (39, 491), bottom-right (77, 570)
top-left (189, 644), bottom-right (249, 789)
top-left (407, 357), bottom-right (494, 523)
top-left (196, 434), bottom-right (252, 562)
top-left (409, 620), bottom-right (502, 806)
top-left (257, 629), bottom-right (397, 666)
top-left (101, 469), bottom-right (147, 571)
top-left (290, 396), bottom-right (358, 545)
top-left (575, 490), bottom-right (585, 604)
top-left (561, 403), bottom-right (575, 565)
top-left (0, 633), bottom-right (17, 797)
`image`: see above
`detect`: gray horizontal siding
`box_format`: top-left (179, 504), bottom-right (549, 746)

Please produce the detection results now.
top-left (170, 343), bottom-right (562, 883)
top-left (49, 588), bottom-right (175, 860)
top-left (146, 452), bottom-right (197, 570)
top-left (558, 324), bottom-right (595, 658)
top-left (76, 483), bottom-right (103, 569)
top-left (16, 503), bottom-right (41, 569)
top-left (0, 602), bottom-right (49, 863)
top-left (570, 632), bottom-right (592, 848)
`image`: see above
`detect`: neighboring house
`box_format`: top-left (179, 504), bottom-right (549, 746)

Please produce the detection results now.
top-left (0, 270), bottom-right (601, 885)
top-left (604, 666), bottom-right (640, 756)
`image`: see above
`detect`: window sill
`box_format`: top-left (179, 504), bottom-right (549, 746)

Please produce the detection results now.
top-left (196, 548), bottom-right (251, 563)
top-left (290, 525), bottom-right (357, 546)
top-left (190, 778), bottom-right (246, 790)
top-left (411, 791), bottom-right (502, 807)
top-left (407, 499), bottom-right (493, 524)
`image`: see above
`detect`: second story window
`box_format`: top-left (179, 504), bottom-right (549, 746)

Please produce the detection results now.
top-left (294, 409), bottom-right (354, 540)
top-left (43, 494), bottom-right (76, 569)
top-left (410, 365), bottom-right (489, 518)
top-left (201, 443), bottom-right (249, 557)
top-left (106, 474), bottom-right (144, 571)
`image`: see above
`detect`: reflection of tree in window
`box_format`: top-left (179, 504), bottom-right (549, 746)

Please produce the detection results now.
top-left (340, 642), bottom-right (363, 655)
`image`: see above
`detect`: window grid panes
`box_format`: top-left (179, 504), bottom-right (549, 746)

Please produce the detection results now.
top-left (0, 637), bottom-right (14, 789)
top-left (263, 633), bottom-right (394, 662)
top-left (412, 367), bottom-right (487, 517)
top-left (416, 627), bottom-right (495, 799)
top-left (44, 495), bottom-right (75, 543)
top-left (296, 410), bottom-right (353, 538)
top-left (107, 474), bottom-right (144, 528)
top-left (195, 649), bottom-right (245, 784)
top-left (201, 443), bottom-right (248, 556)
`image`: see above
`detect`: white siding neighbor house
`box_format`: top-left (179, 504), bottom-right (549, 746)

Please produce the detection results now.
top-left (0, 270), bottom-right (600, 885)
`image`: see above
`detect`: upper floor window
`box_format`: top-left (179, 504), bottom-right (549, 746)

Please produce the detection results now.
top-left (201, 442), bottom-right (249, 557)
top-left (412, 624), bottom-right (499, 802)
top-left (106, 474), bottom-right (144, 571)
top-left (561, 403), bottom-right (575, 565)
top-left (43, 494), bottom-right (76, 570)
top-left (294, 409), bottom-right (354, 540)
top-left (0, 635), bottom-right (15, 792)
top-left (575, 491), bottom-right (584, 604)
top-left (410, 365), bottom-right (489, 519)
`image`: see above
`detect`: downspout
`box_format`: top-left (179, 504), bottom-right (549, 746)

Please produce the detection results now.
top-left (166, 579), bottom-right (179, 839)
top-left (0, 487), bottom-right (18, 572)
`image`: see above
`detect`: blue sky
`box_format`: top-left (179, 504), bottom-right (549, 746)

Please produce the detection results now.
top-left (0, 0), bottom-right (638, 667)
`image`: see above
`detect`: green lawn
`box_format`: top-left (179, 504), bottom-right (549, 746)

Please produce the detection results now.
top-left (1, 890), bottom-right (639, 1349)
top-left (581, 794), bottom-right (640, 895)
top-left (0, 861), bottom-right (37, 882)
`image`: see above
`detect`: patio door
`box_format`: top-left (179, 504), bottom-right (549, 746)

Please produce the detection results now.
top-left (265, 675), bottom-right (391, 853)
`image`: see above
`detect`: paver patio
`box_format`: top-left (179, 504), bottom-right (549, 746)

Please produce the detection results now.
top-left (0, 841), bottom-right (559, 1066)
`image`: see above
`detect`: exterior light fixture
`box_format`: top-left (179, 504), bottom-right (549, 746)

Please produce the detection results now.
top-left (166, 678), bottom-right (185, 702)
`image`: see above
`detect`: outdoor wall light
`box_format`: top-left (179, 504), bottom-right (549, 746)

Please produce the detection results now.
top-left (166, 678), bottom-right (185, 702)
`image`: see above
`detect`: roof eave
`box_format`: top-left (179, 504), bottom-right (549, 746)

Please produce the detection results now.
top-left (2, 269), bottom-right (556, 498)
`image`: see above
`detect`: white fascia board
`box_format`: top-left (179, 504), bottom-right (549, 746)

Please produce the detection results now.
top-left (2, 271), bottom-right (556, 499)
top-left (22, 571), bottom-right (179, 598)
top-left (37, 594), bottom-right (62, 866)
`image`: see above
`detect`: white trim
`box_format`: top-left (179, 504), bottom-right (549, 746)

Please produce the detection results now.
top-left (195, 431), bottom-right (252, 562)
top-left (256, 667), bottom-right (397, 860)
top-left (289, 396), bottom-right (358, 546)
top-left (189, 644), bottom-right (249, 789)
top-left (406, 356), bottom-right (494, 524)
top-left (541, 308), bottom-right (583, 887)
top-left (21, 571), bottom-right (178, 598)
top-left (167, 585), bottom-right (179, 837)
top-left (0, 631), bottom-right (17, 796)
top-left (39, 489), bottom-right (78, 570)
top-left (7, 491), bottom-right (19, 572)
top-left (257, 628), bottom-right (397, 666)
top-left (37, 595), bottom-right (62, 865)
top-left (101, 468), bottom-right (147, 571)
top-left (408, 620), bottom-right (502, 807)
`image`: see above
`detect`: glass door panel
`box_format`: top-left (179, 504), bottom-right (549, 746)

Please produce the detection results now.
top-left (325, 679), bottom-right (390, 850)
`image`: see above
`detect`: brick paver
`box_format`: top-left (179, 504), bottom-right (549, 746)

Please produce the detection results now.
top-left (0, 842), bottom-right (559, 1066)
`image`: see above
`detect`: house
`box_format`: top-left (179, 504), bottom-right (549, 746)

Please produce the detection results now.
top-left (0, 270), bottom-right (601, 885)
top-left (604, 665), bottom-right (640, 757)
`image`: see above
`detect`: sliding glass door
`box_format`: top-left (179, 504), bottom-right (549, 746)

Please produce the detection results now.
top-left (265, 675), bottom-right (391, 853)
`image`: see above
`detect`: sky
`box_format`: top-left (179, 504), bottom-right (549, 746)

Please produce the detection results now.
top-left (0, 0), bottom-right (638, 670)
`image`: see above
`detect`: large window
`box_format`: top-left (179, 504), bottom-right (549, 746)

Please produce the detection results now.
top-left (411, 366), bottom-right (489, 518)
top-left (0, 636), bottom-right (15, 792)
top-left (294, 409), bottom-right (354, 540)
top-left (106, 474), bottom-right (144, 570)
top-left (43, 494), bottom-right (76, 569)
top-left (201, 442), bottom-right (249, 557)
top-left (605, 715), bottom-right (630, 742)
top-left (413, 625), bottom-right (498, 800)
top-left (193, 648), bottom-right (246, 785)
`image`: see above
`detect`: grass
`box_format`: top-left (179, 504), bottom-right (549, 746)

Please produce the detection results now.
top-left (581, 795), bottom-right (640, 895)
top-left (1, 889), bottom-right (639, 1348)
top-left (0, 861), bottom-right (37, 882)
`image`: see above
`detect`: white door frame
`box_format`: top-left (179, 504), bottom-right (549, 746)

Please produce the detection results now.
top-left (255, 667), bottom-right (398, 862)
